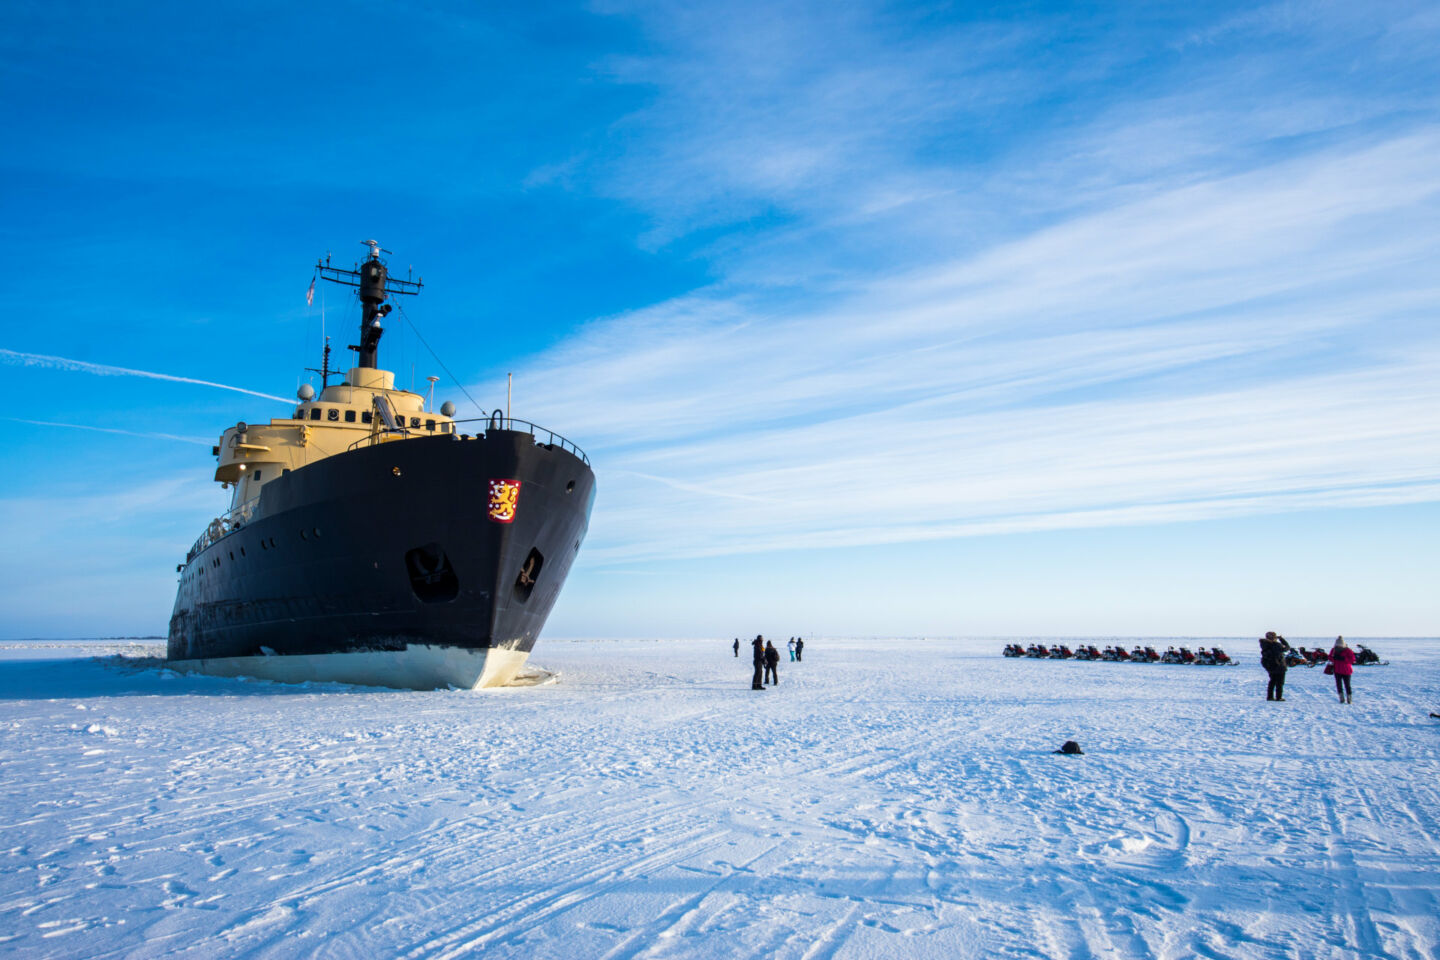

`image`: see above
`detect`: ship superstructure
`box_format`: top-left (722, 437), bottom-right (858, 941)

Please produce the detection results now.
top-left (167, 241), bottom-right (595, 689)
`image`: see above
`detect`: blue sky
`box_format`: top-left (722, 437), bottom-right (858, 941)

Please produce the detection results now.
top-left (2, 1), bottom-right (1437, 639)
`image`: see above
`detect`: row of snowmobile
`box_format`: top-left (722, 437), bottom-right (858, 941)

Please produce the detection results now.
top-left (1283, 644), bottom-right (1387, 667)
top-left (1001, 644), bottom-right (1235, 665)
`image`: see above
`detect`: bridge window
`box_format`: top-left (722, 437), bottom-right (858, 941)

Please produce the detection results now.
top-left (345, 410), bottom-right (356, 423)
top-left (254, 470), bottom-right (262, 481)
top-left (310, 408), bottom-right (321, 421)
top-left (426, 419), bottom-right (435, 432)
top-left (362, 411), bottom-right (373, 424)
top-left (294, 407), bottom-right (303, 419)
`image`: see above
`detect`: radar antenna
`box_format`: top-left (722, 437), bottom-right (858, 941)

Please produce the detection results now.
top-left (305, 337), bottom-right (334, 388)
top-left (314, 240), bottom-right (423, 369)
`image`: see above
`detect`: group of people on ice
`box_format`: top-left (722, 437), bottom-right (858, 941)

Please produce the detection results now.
top-left (1260, 632), bottom-right (1370, 704)
top-left (1001, 633), bottom-right (1381, 705)
top-left (1002, 643), bottom-right (1233, 665)
top-left (733, 635), bottom-right (804, 690)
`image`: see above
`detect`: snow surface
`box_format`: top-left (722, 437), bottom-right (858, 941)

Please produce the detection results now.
top-left (1, 637), bottom-right (1438, 959)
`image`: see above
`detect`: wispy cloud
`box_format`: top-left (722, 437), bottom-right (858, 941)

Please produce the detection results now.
top-left (577, 1), bottom-right (1439, 256)
top-left (577, 358), bottom-right (1440, 563)
top-left (3, 417), bottom-right (211, 445)
top-left (485, 3), bottom-right (1440, 568)
top-left (0, 475), bottom-right (221, 635)
top-left (511, 122), bottom-right (1440, 564)
top-left (0, 349), bottom-right (292, 404)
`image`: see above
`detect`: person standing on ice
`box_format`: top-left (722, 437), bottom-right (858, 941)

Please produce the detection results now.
top-left (795, 637), bottom-right (804, 661)
top-left (1259, 631), bottom-right (1291, 701)
top-left (1329, 636), bottom-right (1357, 704)
top-left (733, 638), bottom-right (739, 657)
top-left (764, 640), bottom-right (780, 685)
top-left (787, 637), bottom-right (796, 661)
top-left (751, 635), bottom-right (766, 690)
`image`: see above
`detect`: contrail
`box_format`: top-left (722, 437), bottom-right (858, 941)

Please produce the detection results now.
top-left (0, 348), bottom-right (292, 403)
top-left (2, 417), bottom-right (213, 445)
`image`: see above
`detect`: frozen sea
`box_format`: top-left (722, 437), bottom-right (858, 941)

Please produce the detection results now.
top-left (1, 637), bottom-right (1437, 959)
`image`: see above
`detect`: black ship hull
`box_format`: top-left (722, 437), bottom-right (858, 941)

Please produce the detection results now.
top-left (167, 429), bottom-right (594, 688)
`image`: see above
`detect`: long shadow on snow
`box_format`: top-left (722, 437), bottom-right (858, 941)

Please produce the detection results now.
top-left (0, 656), bottom-right (385, 700)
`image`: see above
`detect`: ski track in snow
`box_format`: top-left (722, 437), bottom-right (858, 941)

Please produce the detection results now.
top-left (0, 637), bottom-right (1437, 959)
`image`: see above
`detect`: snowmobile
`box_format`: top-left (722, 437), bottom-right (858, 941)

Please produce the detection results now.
top-left (1027, 644), bottom-right (1050, 658)
top-left (1178, 647), bottom-right (1197, 664)
top-left (1283, 648), bottom-right (1309, 668)
top-left (1195, 648), bottom-right (1217, 665)
top-left (1211, 647), bottom-right (1234, 665)
top-left (1101, 646), bottom-right (1129, 661)
top-left (1355, 645), bottom-right (1387, 665)
top-left (1002, 644), bottom-right (1024, 658)
top-left (1160, 648), bottom-right (1185, 664)
top-left (1050, 645), bottom-right (1074, 659)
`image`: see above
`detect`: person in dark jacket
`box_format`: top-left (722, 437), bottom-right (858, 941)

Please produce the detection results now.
top-left (1259, 631), bottom-right (1291, 701)
top-left (764, 640), bottom-right (780, 685)
top-left (795, 637), bottom-right (804, 662)
top-left (751, 635), bottom-right (766, 690)
top-left (732, 637), bottom-right (739, 657)
top-left (1330, 635), bottom-right (1356, 704)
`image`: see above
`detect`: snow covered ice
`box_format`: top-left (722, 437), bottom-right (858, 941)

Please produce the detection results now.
top-left (2, 637), bottom-right (1438, 959)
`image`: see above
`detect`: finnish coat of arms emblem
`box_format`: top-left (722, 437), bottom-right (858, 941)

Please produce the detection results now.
top-left (487, 479), bottom-right (522, 523)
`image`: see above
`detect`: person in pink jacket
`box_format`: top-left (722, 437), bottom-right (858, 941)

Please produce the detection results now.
top-left (1330, 635), bottom-right (1357, 704)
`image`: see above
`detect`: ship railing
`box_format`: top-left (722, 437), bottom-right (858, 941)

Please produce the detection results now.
top-left (458, 415), bottom-right (591, 467)
top-left (186, 495), bottom-right (260, 563)
top-left (346, 413), bottom-right (590, 466)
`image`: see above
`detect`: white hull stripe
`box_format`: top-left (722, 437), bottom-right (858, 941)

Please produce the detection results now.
top-left (168, 644), bottom-right (531, 691)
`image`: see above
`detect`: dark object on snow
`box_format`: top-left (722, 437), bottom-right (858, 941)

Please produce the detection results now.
top-left (1430, 713), bottom-right (1440, 719)
top-left (763, 641), bottom-right (780, 685)
top-left (733, 638), bottom-right (739, 657)
top-left (1355, 644), bottom-right (1386, 665)
top-left (795, 637), bottom-right (804, 661)
top-left (751, 635), bottom-right (765, 690)
top-left (1054, 740), bottom-right (1084, 755)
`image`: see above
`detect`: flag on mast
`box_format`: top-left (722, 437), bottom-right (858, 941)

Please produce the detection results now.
top-left (305, 276), bottom-right (315, 307)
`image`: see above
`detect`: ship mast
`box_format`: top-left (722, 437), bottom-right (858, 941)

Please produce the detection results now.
top-left (315, 240), bottom-right (423, 369)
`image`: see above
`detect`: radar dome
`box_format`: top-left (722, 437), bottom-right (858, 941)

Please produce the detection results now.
top-left (440, 401), bottom-right (456, 417)
top-left (297, 384), bottom-right (316, 401)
